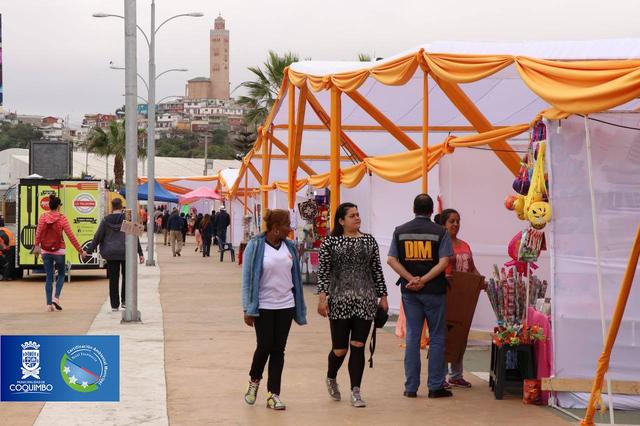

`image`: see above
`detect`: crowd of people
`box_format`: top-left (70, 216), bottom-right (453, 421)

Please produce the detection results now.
top-left (11, 195), bottom-right (230, 312)
top-left (6, 190), bottom-right (479, 409)
top-left (156, 205), bottom-right (230, 258)
top-left (241, 193), bottom-right (480, 411)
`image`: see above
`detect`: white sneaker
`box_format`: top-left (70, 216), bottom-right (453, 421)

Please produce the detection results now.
top-left (326, 377), bottom-right (341, 401)
top-left (350, 387), bottom-right (366, 408)
top-left (244, 380), bottom-right (259, 405)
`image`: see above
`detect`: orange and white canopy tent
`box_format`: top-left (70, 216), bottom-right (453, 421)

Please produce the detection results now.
top-left (230, 38), bottom-right (640, 220)
top-left (228, 39), bottom-right (640, 417)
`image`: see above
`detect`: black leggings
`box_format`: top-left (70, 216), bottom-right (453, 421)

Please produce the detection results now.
top-left (106, 260), bottom-right (125, 309)
top-left (327, 317), bottom-right (372, 389)
top-left (249, 308), bottom-right (295, 395)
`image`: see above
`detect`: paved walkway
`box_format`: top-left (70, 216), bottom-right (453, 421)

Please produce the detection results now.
top-left (0, 236), bottom-right (575, 425)
top-left (34, 244), bottom-right (168, 425)
top-left (158, 239), bottom-right (571, 426)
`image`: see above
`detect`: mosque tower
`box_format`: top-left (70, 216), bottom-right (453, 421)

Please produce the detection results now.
top-left (209, 14), bottom-right (230, 99)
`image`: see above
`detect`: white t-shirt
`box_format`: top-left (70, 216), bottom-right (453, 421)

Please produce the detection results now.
top-left (258, 241), bottom-right (295, 309)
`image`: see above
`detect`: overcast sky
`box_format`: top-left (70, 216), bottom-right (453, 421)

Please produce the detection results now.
top-left (1, 0), bottom-right (639, 127)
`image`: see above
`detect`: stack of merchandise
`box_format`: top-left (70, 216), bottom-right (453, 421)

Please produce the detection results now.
top-left (486, 265), bottom-right (547, 347)
top-left (242, 214), bottom-right (253, 243)
top-left (486, 265), bottom-right (548, 324)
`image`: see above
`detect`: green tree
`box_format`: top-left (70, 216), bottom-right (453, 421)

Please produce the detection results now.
top-left (237, 51), bottom-right (299, 128)
top-left (210, 128), bottom-right (229, 146)
top-left (88, 121), bottom-right (145, 188)
top-left (155, 132), bottom-right (236, 160)
top-left (233, 128), bottom-right (256, 159)
top-left (0, 122), bottom-right (43, 150)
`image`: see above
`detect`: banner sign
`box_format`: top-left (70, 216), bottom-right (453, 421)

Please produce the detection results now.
top-left (0, 335), bottom-right (119, 401)
top-left (60, 180), bottom-right (102, 266)
top-left (17, 179), bottom-right (104, 268)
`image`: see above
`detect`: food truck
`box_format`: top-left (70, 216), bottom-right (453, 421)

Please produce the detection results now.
top-left (16, 178), bottom-right (106, 270)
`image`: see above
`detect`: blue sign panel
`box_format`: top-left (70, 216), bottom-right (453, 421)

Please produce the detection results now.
top-left (1, 335), bottom-right (119, 401)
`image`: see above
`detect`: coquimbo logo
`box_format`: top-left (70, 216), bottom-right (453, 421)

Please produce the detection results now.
top-left (0, 335), bottom-right (119, 401)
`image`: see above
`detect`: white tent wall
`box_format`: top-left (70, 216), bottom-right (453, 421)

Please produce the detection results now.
top-left (366, 172), bottom-right (439, 314)
top-left (548, 113), bottom-right (640, 410)
top-left (229, 198), bottom-right (244, 248)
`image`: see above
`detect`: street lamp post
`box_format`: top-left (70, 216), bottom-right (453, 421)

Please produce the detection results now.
top-left (94, 4), bottom-right (202, 268)
top-left (123, 0), bottom-right (140, 322)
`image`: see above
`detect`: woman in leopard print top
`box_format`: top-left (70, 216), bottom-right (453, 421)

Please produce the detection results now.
top-left (317, 202), bottom-right (388, 407)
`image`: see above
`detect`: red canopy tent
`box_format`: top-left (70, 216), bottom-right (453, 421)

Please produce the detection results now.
top-left (178, 186), bottom-right (223, 204)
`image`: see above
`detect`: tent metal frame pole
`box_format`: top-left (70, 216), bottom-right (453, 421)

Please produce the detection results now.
top-left (268, 133), bottom-right (317, 176)
top-left (260, 130), bottom-right (269, 231)
top-left (346, 90), bottom-right (420, 151)
top-left (306, 91), bottom-right (366, 161)
top-left (581, 226), bottom-right (640, 426)
top-left (287, 81), bottom-right (296, 209)
top-left (329, 87), bottom-right (342, 228)
top-left (291, 85), bottom-right (308, 208)
top-left (422, 71), bottom-right (429, 193)
top-left (431, 75), bottom-right (521, 175)
top-left (243, 163), bottom-right (249, 215)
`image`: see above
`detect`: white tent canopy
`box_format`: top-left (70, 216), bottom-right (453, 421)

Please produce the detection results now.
top-left (234, 39), bottom-right (640, 414)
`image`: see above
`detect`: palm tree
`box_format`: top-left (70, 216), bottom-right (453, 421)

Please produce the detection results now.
top-left (237, 51), bottom-right (299, 128)
top-left (88, 120), bottom-right (145, 188)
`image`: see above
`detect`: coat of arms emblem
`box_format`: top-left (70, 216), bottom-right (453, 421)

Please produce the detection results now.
top-left (21, 341), bottom-right (41, 379)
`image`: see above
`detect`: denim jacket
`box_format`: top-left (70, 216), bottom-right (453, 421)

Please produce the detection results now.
top-left (241, 233), bottom-right (307, 325)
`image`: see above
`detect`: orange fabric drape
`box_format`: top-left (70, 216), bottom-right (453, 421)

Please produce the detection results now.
top-left (515, 56), bottom-right (640, 114)
top-left (448, 124), bottom-right (530, 148)
top-left (273, 179), bottom-right (308, 193)
top-left (290, 51), bottom-right (640, 114)
top-left (370, 53), bottom-right (419, 86)
top-left (363, 145), bottom-right (444, 183)
top-left (308, 172), bottom-right (330, 188)
top-left (424, 53), bottom-right (513, 83)
top-left (340, 163), bottom-right (368, 188)
top-left (290, 54), bottom-right (419, 93)
top-left (244, 121), bottom-right (530, 195)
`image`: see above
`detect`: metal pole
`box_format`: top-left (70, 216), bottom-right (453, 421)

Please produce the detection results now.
top-left (203, 134), bottom-right (208, 176)
top-left (145, 0), bottom-right (156, 266)
top-left (123, 0), bottom-right (141, 322)
top-left (85, 140), bottom-right (89, 175)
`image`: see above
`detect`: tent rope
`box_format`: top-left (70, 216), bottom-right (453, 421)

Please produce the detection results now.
top-left (583, 115), bottom-right (615, 425)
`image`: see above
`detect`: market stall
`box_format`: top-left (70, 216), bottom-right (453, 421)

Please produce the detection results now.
top-left (228, 39), bottom-right (640, 418)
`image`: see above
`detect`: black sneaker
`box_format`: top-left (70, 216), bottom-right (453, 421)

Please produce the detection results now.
top-left (428, 388), bottom-right (453, 398)
top-left (403, 391), bottom-right (417, 398)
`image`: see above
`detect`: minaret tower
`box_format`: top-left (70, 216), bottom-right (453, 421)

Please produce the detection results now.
top-left (209, 14), bottom-right (230, 99)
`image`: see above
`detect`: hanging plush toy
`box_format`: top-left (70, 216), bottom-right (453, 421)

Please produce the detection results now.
top-left (514, 196), bottom-right (526, 220)
top-left (504, 195), bottom-right (518, 211)
top-left (524, 141), bottom-right (552, 229)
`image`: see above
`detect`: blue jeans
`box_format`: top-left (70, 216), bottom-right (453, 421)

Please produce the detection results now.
top-left (402, 292), bottom-right (446, 392)
top-left (42, 254), bottom-right (66, 305)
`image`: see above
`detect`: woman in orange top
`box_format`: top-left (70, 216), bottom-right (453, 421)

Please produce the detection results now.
top-left (435, 209), bottom-right (480, 389)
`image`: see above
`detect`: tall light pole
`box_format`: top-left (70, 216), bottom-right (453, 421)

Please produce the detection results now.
top-left (123, 0), bottom-right (140, 322)
top-left (94, 4), bottom-right (202, 267)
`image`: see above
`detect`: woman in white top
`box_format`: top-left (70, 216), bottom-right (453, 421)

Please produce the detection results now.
top-left (241, 209), bottom-right (307, 410)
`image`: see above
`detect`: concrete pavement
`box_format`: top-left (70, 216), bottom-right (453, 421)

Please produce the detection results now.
top-left (158, 239), bottom-right (572, 426)
top-left (33, 245), bottom-right (168, 425)
top-left (0, 235), bottom-right (575, 425)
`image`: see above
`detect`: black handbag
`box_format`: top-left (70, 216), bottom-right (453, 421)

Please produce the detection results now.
top-left (368, 307), bottom-right (389, 368)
